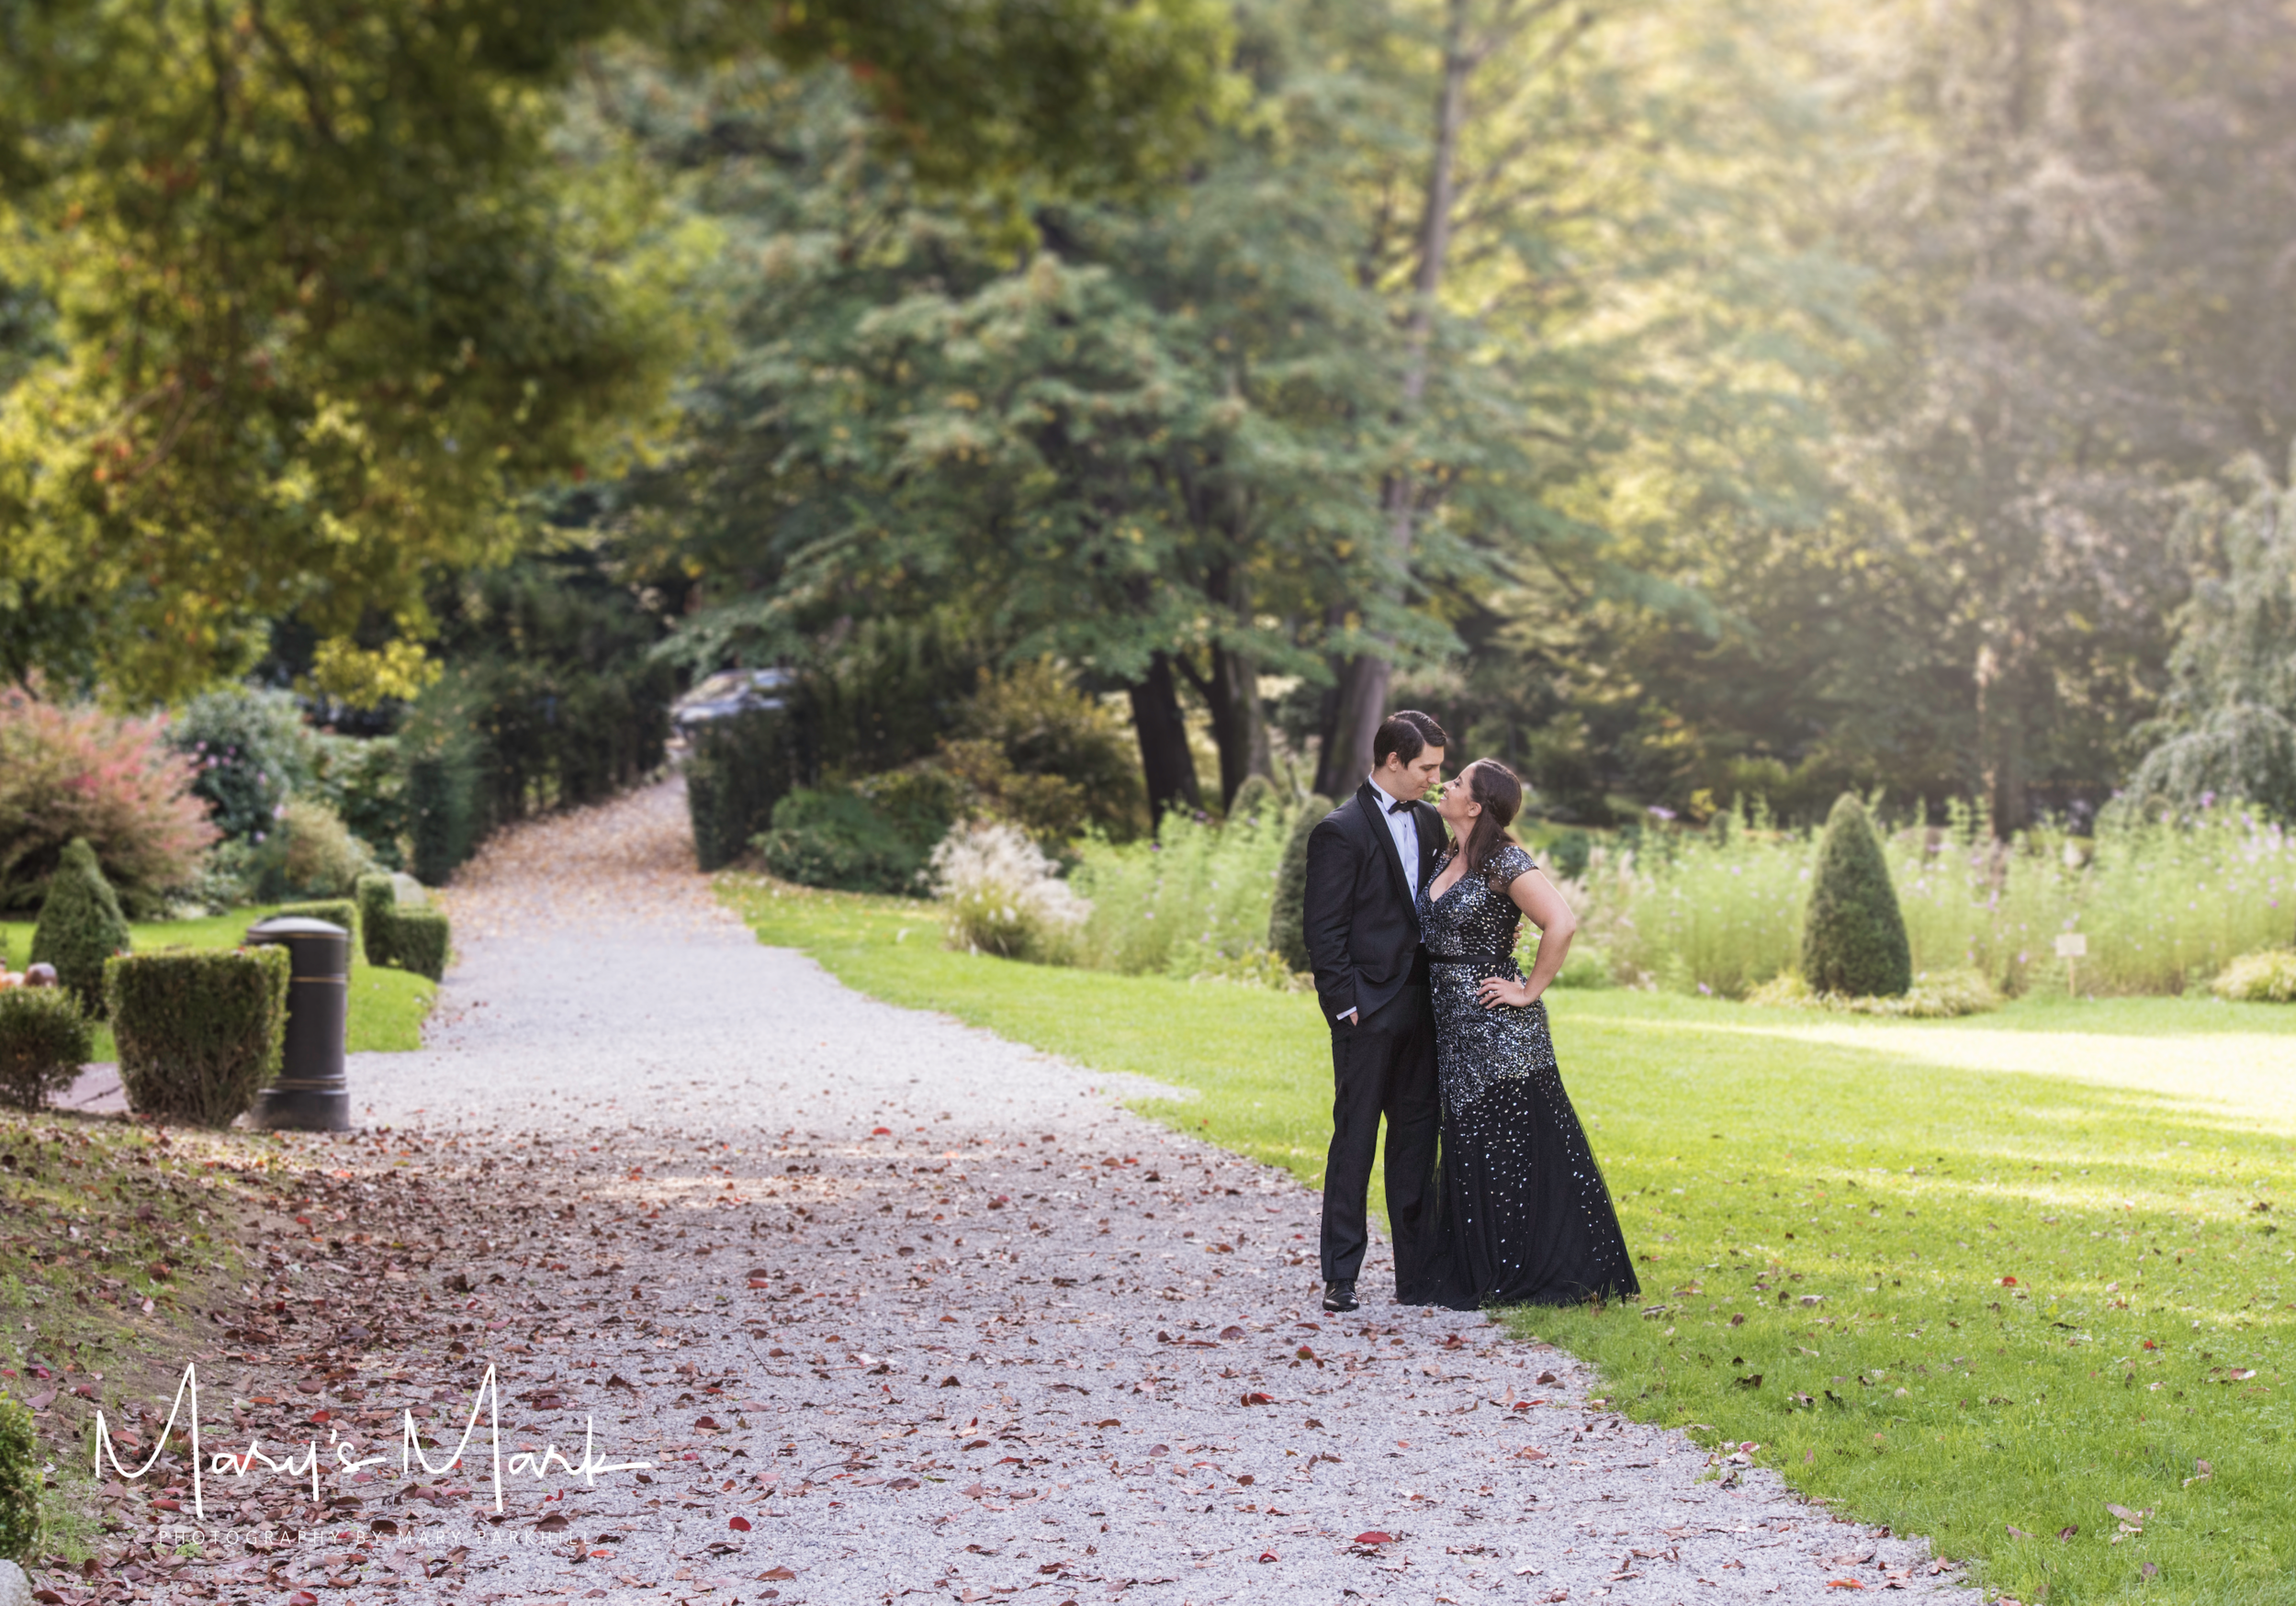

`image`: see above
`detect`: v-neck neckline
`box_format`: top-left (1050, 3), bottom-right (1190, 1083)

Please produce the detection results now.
top-left (1424, 848), bottom-right (1474, 907)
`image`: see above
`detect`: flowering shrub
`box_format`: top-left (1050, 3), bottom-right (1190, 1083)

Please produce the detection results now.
top-left (0, 685), bottom-right (217, 915)
top-left (929, 822), bottom-right (1089, 961)
top-left (165, 686), bottom-right (316, 844)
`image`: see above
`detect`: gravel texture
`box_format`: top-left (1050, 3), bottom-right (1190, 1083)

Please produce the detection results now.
top-left (162, 783), bottom-right (1980, 1605)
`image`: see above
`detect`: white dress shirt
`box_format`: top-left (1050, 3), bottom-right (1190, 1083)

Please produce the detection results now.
top-left (1380, 785), bottom-right (1423, 902)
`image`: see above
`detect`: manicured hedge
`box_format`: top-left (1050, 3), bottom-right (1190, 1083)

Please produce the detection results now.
top-left (0, 1382), bottom-right (38, 1562)
top-left (687, 708), bottom-right (805, 872)
top-left (0, 986), bottom-right (93, 1110)
top-left (107, 948), bottom-right (289, 1128)
top-left (355, 874), bottom-right (397, 967)
top-left (275, 899), bottom-right (360, 951)
top-left (30, 837), bottom-right (130, 1007)
top-left (354, 873), bottom-right (449, 980)
top-left (388, 908), bottom-right (451, 982)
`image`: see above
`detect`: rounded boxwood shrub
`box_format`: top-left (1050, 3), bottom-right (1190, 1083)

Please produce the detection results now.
top-left (0, 1383), bottom-right (39, 1562)
top-left (30, 837), bottom-right (131, 1006)
top-left (756, 788), bottom-right (926, 894)
top-left (0, 986), bottom-right (94, 1110)
top-left (1800, 793), bottom-right (1912, 998)
top-left (107, 947), bottom-right (290, 1128)
top-left (1268, 793), bottom-right (1332, 974)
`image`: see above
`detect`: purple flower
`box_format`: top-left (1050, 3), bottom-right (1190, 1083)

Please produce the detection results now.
top-left (1648, 805), bottom-right (1678, 821)
top-left (252, 831), bottom-right (265, 845)
top-left (272, 803), bottom-right (287, 819)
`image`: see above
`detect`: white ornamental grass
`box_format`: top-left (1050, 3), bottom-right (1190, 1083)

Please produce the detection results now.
top-left (928, 822), bottom-right (1089, 962)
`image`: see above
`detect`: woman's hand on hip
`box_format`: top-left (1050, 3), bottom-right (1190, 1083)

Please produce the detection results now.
top-left (1476, 974), bottom-right (1536, 1010)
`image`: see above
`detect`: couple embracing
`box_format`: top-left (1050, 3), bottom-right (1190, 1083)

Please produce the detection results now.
top-left (1302, 711), bottom-right (1639, 1314)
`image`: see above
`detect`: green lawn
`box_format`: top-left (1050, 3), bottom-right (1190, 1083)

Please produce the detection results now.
top-left (2, 906), bottom-right (436, 1055)
top-left (724, 875), bottom-right (2296, 1605)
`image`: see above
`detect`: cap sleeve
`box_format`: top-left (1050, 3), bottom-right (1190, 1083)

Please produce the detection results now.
top-left (1486, 842), bottom-right (1536, 887)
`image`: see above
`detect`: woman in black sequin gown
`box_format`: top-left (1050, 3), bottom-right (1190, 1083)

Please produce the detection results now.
top-left (1416, 759), bottom-right (1638, 1311)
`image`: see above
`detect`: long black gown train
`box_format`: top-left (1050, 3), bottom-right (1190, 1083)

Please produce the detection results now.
top-left (1416, 842), bottom-right (1638, 1311)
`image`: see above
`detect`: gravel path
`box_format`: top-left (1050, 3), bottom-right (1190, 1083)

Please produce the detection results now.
top-left (201, 782), bottom-right (1978, 1605)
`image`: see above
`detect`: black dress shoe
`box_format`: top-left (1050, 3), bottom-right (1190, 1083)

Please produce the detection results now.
top-left (1322, 1280), bottom-right (1358, 1313)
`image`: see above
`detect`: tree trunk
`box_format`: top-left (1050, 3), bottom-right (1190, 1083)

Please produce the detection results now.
top-left (1201, 642), bottom-right (1272, 807)
top-left (1130, 651), bottom-right (1202, 825)
top-left (1316, 651), bottom-right (1391, 796)
top-left (1323, 0), bottom-right (1474, 792)
top-left (1974, 642), bottom-right (2031, 836)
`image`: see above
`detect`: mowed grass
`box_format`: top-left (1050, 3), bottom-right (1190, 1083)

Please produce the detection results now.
top-left (723, 875), bottom-right (2296, 1604)
top-left (1, 907), bottom-right (436, 1055)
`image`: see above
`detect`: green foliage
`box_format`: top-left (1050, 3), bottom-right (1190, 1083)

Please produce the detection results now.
top-left (165, 687), bottom-right (315, 844)
top-left (1072, 805), bottom-right (1293, 978)
top-left (0, 1381), bottom-right (37, 1562)
top-left (1224, 775), bottom-right (1277, 825)
top-left (853, 769), bottom-right (964, 855)
top-left (1267, 794), bottom-right (1331, 975)
top-left (29, 838), bottom-right (130, 1006)
top-left (757, 789), bottom-right (929, 895)
top-left (760, 0), bottom-right (1231, 197)
top-left (685, 710), bottom-right (805, 873)
top-left (0, 0), bottom-right (690, 701)
top-left (310, 735), bottom-right (405, 870)
top-left (350, 875), bottom-right (446, 980)
top-left (2123, 452), bottom-right (2296, 820)
top-left (0, 686), bottom-right (217, 916)
top-left (355, 876), bottom-right (399, 970)
top-left (938, 665), bottom-right (1147, 843)
top-left (0, 985), bottom-right (92, 1111)
top-left (272, 900), bottom-right (360, 953)
top-left (1800, 795), bottom-right (1913, 998)
top-left (2211, 949), bottom-right (2296, 1003)
top-left (105, 947), bottom-right (289, 1128)
top-left (397, 673), bottom-right (492, 888)
top-left (257, 798), bottom-right (372, 901)
top-left (385, 909), bottom-right (451, 983)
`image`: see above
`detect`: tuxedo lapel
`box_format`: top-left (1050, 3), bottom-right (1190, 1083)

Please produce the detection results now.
top-left (1356, 781), bottom-right (1415, 911)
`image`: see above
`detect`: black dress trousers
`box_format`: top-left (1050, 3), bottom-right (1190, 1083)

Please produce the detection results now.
top-left (1319, 965), bottom-right (1441, 1297)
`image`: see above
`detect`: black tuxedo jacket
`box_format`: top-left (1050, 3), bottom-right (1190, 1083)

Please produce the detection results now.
top-left (1301, 779), bottom-right (1443, 1026)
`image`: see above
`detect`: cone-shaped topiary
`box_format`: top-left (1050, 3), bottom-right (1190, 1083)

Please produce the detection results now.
top-left (1801, 793), bottom-right (1912, 997)
top-left (29, 837), bottom-right (131, 1007)
top-left (1268, 793), bottom-right (1333, 974)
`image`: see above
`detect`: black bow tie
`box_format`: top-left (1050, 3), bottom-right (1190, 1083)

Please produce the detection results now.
top-left (1387, 796), bottom-right (1414, 815)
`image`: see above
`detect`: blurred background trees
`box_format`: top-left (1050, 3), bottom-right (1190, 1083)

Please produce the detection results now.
top-left (9, 0), bottom-right (2296, 899)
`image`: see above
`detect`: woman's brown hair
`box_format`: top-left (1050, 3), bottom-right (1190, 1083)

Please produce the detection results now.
top-left (1458, 758), bottom-right (1525, 882)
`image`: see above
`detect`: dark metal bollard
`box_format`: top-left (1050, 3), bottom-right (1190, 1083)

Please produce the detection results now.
top-left (245, 915), bottom-right (352, 1131)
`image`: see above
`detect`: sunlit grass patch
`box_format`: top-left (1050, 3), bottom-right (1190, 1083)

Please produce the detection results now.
top-left (1529, 992), bottom-right (2296, 1606)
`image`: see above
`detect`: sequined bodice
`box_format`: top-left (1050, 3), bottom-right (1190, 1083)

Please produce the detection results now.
top-left (1420, 843), bottom-right (1534, 958)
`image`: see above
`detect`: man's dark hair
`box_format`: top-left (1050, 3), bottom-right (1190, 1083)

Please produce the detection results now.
top-left (1373, 710), bottom-right (1449, 769)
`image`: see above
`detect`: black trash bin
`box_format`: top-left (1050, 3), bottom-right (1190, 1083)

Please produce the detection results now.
top-left (245, 915), bottom-right (351, 1131)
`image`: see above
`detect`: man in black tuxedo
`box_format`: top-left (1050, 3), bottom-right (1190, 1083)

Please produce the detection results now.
top-left (1301, 710), bottom-right (1448, 1313)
